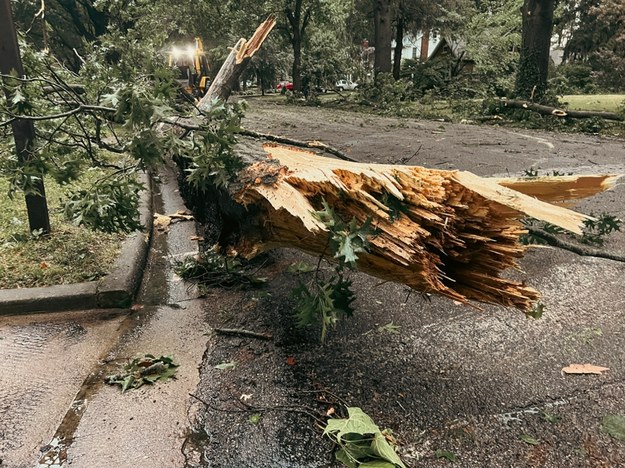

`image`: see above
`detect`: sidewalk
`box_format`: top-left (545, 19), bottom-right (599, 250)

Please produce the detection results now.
top-left (0, 163), bottom-right (208, 467)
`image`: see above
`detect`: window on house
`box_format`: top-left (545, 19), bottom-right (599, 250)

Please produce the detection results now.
top-left (412, 47), bottom-right (418, 59)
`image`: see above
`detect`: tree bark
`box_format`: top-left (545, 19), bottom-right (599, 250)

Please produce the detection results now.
top-left (502, 99), bottom-right (624, 121)
top-left (198, 17), bottom-right (276, 108)
top-left (284, 0), bottom-right (311, 93)
top-left (515, 0), bottom-right (555, 102)
top-left (374, 0), bottom-right (393, 77)
top-left (224, 144), bottom-right (618, 311)
top-left (0, 0), bottom-right (51, 233)
top-left (184, 17), bottom-right (620, 313)
top-left (393, 15), bottom-right (404, 80)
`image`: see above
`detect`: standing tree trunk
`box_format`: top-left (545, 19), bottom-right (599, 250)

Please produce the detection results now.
top-left (392, 15), bottom-right (404, 80)
top-left (284, 0), bottom-right (313, 93)
top-left (292, 35), bottom-right (302, 92)
top-left (374, 0), bottom-right (393, 77)
top-left (0, 0), bottom-right (51, 234)
top-left (515, 0), bottom-right (555, 102)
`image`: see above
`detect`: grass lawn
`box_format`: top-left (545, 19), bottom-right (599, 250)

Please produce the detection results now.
top-left (0, 175), bottom-right (126, 289)
top-left (561, 94), bottom-right (625, 112)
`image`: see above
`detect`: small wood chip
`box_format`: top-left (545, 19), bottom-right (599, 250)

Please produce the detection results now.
top-left (561, 364), bottom-right (609, 375)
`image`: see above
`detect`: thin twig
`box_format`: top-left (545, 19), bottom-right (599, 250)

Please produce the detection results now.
top-left (0, 104), bottom-right (116, 127)
top-left (213, 327), bottom-right (273, 341)
top-left (527, 228), bottom-right (625, 263)
top-left (237, 128), bottom-right (357, 162)
top-left (189, 393), bottom-right (325, 425)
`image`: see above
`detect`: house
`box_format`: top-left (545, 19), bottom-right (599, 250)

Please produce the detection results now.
top-left (427, 37), bottom-right (476, 77)
top-left (391, 31), bottom-right (441, 64)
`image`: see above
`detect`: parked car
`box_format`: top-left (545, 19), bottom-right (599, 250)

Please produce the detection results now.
top-left (276, 81), bottom-right (294, 91)
top-left (335, 79), bottom-right (358, 91)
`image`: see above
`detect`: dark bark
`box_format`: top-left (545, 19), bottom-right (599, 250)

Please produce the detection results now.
top-left (503, 99), bottom-right (624, 121)
top-left (0, 0), bottom-right (51, 233)
top-left (515, 0), bottom-right (555, 102)
top-left (374, 0), bottom-right (393, 77)
top-left (285, 0), bottom-right (313, 93)
top-left (392, 15), bottom-right (404, 80)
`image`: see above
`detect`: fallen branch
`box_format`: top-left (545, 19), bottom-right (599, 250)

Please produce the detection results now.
top-left (502, 99), bottom-right (624, 121)
top-left (238, 128), bottom-right (356, 162)
top-left (213, 327), bottom-right (273, 341)
top-left (527, 228), bottom-right (625, 263)
top-left (176, 18), bottom-right (622, 313)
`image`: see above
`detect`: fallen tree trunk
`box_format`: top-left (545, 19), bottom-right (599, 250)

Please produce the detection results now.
top-left (174, 18), bottom-right (621, 312)
top-left (502, 99), bottom-right (624, 121)
top-left (225, 144), bottom-right (618, 311)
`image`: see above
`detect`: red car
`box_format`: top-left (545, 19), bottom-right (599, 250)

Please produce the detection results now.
top-left (276, 80), bottom-right (294, 91)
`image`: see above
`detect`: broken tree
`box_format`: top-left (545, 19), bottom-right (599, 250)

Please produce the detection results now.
top-left (228, 144), bottom-right (618, 311)
top-left (177, 17), bottom-right (620, 312)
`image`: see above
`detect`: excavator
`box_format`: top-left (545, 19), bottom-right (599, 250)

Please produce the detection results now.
top-left (168, 38), bottom-right (211, 98)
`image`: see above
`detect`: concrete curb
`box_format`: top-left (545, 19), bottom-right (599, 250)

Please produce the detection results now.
top-left (0, 173), bottom-right (153, 316)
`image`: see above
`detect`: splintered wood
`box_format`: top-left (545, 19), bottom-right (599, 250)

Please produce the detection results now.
top-left (199, 16), bottom-right (276, 107)
top-left (234, 144), bottom-right (618, 311)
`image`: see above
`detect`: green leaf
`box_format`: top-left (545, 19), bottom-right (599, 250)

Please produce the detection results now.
top-left (214, 361), bottom-right (236, 370)
top-left (520, 434), bottom-right (541, 445)
top-left (249, 413), bottom-right (262, 424)
top-left (121, 375), bottom-right (135, 393)
top-left (377, 322), bottom-right (401, 334)
top-left (287, 261), bottom-right (316, 274)
top-left (358, 461), bottom-right (397, 467)
top-left (601, 414), bottom-right (625, 441)
top-left (335, 448), bottom-right (358, 468)
top-left (435, 449), bottom-right (458, 462)
top-left (324, 407), bottom-right (381, 441)
top-left (542, 411), bottom-right (560, 424)
top-left (371, 432), bottom-right (406, 467)
top-left (525, 302), bottom-right (545, 320)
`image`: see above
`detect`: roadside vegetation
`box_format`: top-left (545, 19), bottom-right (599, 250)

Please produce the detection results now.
top-left (0, 174), bottom-right (125, 289)
top-left (2, 0), bottom-right (625, 466)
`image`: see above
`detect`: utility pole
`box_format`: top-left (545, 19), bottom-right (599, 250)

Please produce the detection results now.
top-left (0, 0), bottom-right (51, 233)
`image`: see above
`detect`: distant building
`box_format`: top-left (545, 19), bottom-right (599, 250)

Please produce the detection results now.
top-left (391, 31), bottom-right (442, 64)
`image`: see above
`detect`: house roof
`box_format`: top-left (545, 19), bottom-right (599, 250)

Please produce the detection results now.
top-left (429, 37), bottom-right (473, 62)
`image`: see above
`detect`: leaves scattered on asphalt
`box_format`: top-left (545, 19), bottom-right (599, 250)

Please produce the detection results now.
top-left (287, 260), bottom-right (316, 274)
top-left (106, 354), bottom-right (179, 393)
top-left (214, 361), bottom-right (237, 370)
top-left (435, 449), bottom-right (458, 462)
top-left (601, 414), bottom-right (625, 441)
top-left (520, 434), bottom-right (541, 445)
top-left (324, 406), bottom-right (406, 468)
top-left (561, 363), bottom-right (609, 375)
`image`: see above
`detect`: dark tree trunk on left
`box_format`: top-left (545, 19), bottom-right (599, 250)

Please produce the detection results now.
top-left (0, 0), bottom-right (51, 233)
top-left (393, 15), bottom-right (404, 80)
top-left (374, 0), bottom-right (393, 77)
top-left (515, 0), bottom-right (555, 102)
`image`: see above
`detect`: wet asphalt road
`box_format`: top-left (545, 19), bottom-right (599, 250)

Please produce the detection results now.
top-left (1, 100), bottom-right (625, 467)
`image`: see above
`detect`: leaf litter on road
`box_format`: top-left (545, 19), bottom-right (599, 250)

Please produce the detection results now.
top-left (106, 354), bottom-right (179, 393)
top-left (601, 414), bottom-right (625, 441)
